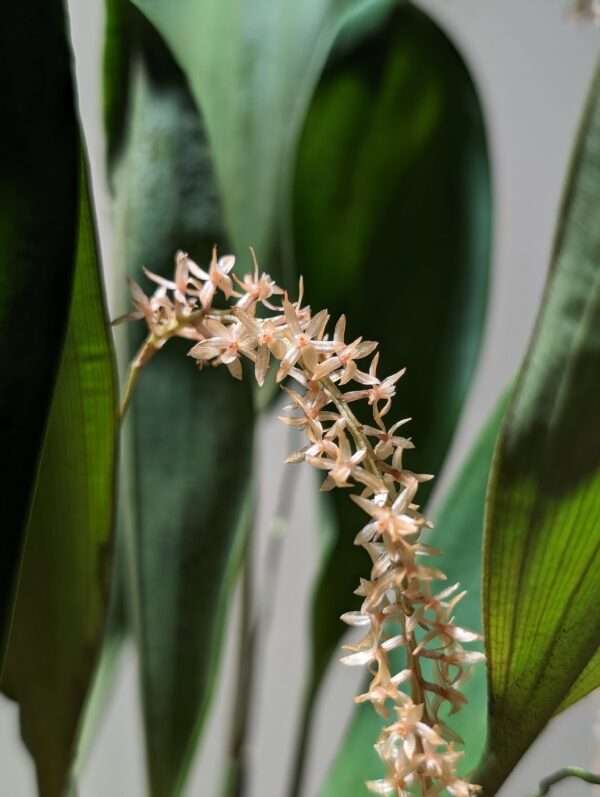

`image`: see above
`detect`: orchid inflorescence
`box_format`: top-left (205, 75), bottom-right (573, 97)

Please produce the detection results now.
top-left (118, 248), bottom-right (484, 797)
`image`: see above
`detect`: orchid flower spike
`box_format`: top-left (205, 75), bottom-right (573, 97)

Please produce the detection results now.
top-left (117, 247), bottom-right (484, 796)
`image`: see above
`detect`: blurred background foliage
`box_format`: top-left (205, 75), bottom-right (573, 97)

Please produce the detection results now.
top-left (0, 0), bottom-right (599, 796)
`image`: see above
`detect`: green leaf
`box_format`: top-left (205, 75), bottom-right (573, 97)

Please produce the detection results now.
top-left (105, 10), bottom-right (255, 794)
top-left (288, 5), bottom-right (492, 791)
top-left (0, 3), bottom-right (80, 662)
top-left (103, 0), bottom-right (135, 168)
top-left (321, 397), bottom-right (508, 795)
top-left (477, 59), bottom-right (600, 795)
top-left (130, 0), bottom-right (371, 261)
top-left (557, 647), bottom-right (600, 712)
top-left (0, 164), bottom-right (118, 797)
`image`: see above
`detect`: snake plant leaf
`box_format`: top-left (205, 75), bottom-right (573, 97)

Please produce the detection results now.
top-left (104, 0), bottom-right (136, 169)
top-left (105, 9), bottom-right (254, 794)
top-left (477, 60), bottom-right (600, 796)
top-left (130, 0), bottom-right (374, 263)
top-left (0, 3), bottom-right (79, 663)
top-left (321, 397), bottom-right (508, 795)
top-left (288, 6), bottom-right (491, 792)
top-left (0, 163), bottom-right (118, 797)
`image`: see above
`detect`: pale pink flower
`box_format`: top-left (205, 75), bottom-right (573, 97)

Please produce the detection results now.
top-left (351, 493), bottom-right (424, 544)
top-left (234, 250), bottom-right (283, 310)
top-left (142, 250), bottom-right (206, 310)
top-left (281, 385), bottom-right (334, 422)
top-left (115, 279), bottom-right (185, 345)
top-left (188, 246), bottom-right (235, 309)
top-left (276, 295), bottom-right (337, 381)
top-left (382, 703), bottom-right (446, 761)
top-left (188, 318), bottom-right (256, 379)
top-left (344, 353), bottom-right (406, 419)
top-left (311, 315), bottom-right (378, 384)
top-left (307, 427), bottom-right (368, 489)
top-left (363, 418), bottom-right (414, 461)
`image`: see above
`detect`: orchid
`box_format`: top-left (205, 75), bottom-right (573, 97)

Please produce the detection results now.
top-left (119, 248), bottom-right (484, 797)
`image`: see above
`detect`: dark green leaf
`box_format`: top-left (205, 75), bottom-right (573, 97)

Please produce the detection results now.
top-left (288, 6), bottom-right (492, 791)
top-left (0, 3), bottom-right (79, 663)
top-left (103, 0), bottom-right (135, 168)
top-left (105, 10), bottom-right (254, 794)
top-left (0, 164), bottom-right (118, 797)
top-left (477, 59), bottom-right (600, 795)
top-left (557, 647), bottom-right (600, 712)
top-left (321, 397), bottom-right (508, 795)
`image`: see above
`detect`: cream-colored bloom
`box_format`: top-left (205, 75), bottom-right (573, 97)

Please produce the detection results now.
top-left (234, 251), bottom-right (283, 310)
top-left (363, 418), bottom-right (414, 461)
top-left (311, 315), bottom-right (378, 383)
top-left (276, 296), bottom-right (336, 380)
top-left (188, 318), bottom-right (256, 379)
top-left (307, 428), bottom-right (367, 489)
top-left (351, 493), bottom-right (424, 544)
top-left (143, 251), bottom-right (206, 312)
top-left (344, 353), bottom-right (406, 419)
top-left (188, 247), bottom-right (235, 309)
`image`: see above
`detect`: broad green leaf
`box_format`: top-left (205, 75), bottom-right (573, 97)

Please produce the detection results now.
top-left (0, 3), bottom-right (79, 662)
top-left (106, 9), bottom-right (255, 794)
top-left (288, 6), bottom-right (491, 791)
top-left (0, 165), bottom-right (118, 797)
top-left (321, 398), bottom-right (508, 795)
top-left (477, 60), bottom-right (600, 795)
top-left (130, 0), bottom-right (373, 261)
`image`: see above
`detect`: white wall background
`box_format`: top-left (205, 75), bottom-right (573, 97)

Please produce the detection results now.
top-left (0, 1), bottom-right (599, 795)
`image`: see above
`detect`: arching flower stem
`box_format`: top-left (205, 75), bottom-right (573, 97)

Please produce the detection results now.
top-left (117, 248), bottom-right (484, 797)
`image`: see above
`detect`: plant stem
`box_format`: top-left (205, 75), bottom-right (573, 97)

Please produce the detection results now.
top-left (321, 376), bottom-right (381, 481)
top-left (287, 678), bottom-right (317, 797)
top-left (222, 515), bottom-right (257, 797)
top-left (119, 336), bottom-right (157, 418)
top-left (532, 767), bottom-right (600, 795)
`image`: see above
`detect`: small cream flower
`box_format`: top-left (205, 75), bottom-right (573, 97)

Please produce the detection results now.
top-left (234, 249), bottom-right (283, 310)
top-left (364, 418), bottom-right (414, 461)
top-left (276, 296), bottom-right (336, 380)
top-left (344, 353), bottom-right (406, 419)
top-left (143, 250), bottom-right (205, 311)
top-left (311, 315), bottom-right (378, 384)
top-left (307, 427), bottom-right (367, 489)
top-left (189, 246), bottom-right (235, 309)
top-left (188, 318), bottom-right (256, 379)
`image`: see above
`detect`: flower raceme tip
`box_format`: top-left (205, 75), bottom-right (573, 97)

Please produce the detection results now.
top-left (117, 248), bottom-right (484, 796)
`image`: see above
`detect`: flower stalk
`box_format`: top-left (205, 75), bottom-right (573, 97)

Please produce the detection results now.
top-left (532, 767), bottom-right (600, 796)
top-left (118, 247), bottom-right (484, 796)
